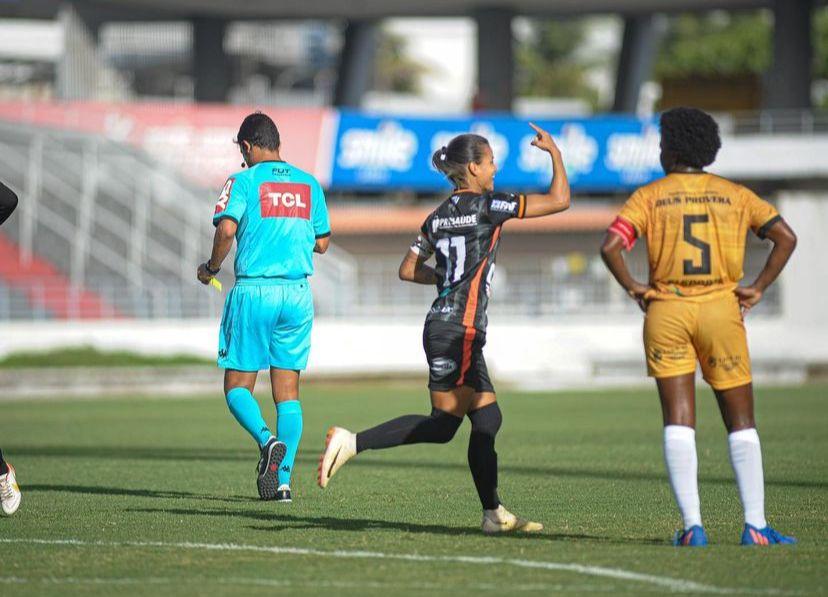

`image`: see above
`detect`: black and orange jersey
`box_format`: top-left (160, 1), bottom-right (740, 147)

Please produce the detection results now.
top-left (609, 172), bottom-right (780, 301)
top-left (411, 190), bottom-right (526, 331)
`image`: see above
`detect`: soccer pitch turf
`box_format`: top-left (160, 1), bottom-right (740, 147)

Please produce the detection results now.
top-left (1, 383), bottom-right (825, 595)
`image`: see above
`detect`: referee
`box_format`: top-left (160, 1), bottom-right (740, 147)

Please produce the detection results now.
top-left (197, 113), bottom-right (330, 502)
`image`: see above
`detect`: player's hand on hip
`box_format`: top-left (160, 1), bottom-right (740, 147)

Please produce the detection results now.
top-left (528, 122), bottom-right (560, 155)
top-left (197, 262), bottom-right (213, 285)
top-left (628, 282), bottom-right (655, 312)
top-left (734, 285), bottom-right (763, 315)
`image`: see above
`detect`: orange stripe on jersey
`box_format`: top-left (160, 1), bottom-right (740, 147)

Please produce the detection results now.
top-left (517, 194), bottom-right (526, 219)
top-left (456, 225), bottom-right (501, 386)
top-left (461, 226), bottom-right (502, 328)
top-left (456, 326), bottom-right (477, 387)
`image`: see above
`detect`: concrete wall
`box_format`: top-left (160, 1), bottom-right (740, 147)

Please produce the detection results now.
top-left (0, 314), bottom-right (820, 392)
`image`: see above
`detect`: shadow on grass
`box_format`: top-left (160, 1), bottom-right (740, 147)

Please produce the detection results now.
top-left (25, 482), bottom-right (665, 545)
top-left (12, 445), bottom-right (824, 490)
top-left (25, 484), bottom-right (256, 503)
top-left (127, 506), bottom-right (666, 545)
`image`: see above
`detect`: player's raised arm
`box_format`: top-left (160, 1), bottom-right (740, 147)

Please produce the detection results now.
top-left (735, 219), bottom-right (797, 313)
top-left (521, 123), bottom-right (570, 218)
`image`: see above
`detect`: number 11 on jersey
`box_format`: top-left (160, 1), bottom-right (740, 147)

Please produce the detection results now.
top-left (436, 236), bottom-right (466, 283)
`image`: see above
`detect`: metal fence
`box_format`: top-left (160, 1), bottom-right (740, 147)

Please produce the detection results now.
top-left (0, 253), bottom-right (781, 321)
top-left (720, 109), bottom-right (828, 135)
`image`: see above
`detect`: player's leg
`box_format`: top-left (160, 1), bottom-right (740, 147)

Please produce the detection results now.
top-left (698, 295), bottom-right (795, 544)
top-left (466, 389), bottom-right (543, 534)
top-left (219, 285), bottom-right (283, 499)
top-left (270, 368), bottom-right (302, 502)
top-left (357, 385), bottom-right (469, 451)
top-left (268, 281), bottom-right (315, 500)
top-left (356, 386), bottom-right (468, 450)
top-left (319, 387), bottom-right (468, 488)
top-left (318, 388), bottom-right (468, 488)
top-left (713, 384), bottom-right (793, 544)
top-left (219, 286), bottom-right (273, 447)
top-left (318, 321), bottom-right (468, 488)
top-left (225, 369), bottom-right (285, 500)
top-left (645, 300), bottom-right (706, 545)
top-left (466, 391), bottom-right (499, 511)
top-left (224, 370), bottom-right (272, 447)
top-left (0, 447), bottom-right (21, 516)
top-left (656, 374), bottom-right (705, 545)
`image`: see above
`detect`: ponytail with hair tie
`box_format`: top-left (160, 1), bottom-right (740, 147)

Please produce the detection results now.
top-left (431, 134), bottom-right (490, 188)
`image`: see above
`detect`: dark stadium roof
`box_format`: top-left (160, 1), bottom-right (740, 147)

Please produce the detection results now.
top-left (1, 0), bottom-right (785, 20)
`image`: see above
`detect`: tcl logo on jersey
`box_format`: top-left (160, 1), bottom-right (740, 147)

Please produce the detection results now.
top-left (259, 183), bottom-right (311, 220)
top-left (214, 178), bottom-right (234, 215)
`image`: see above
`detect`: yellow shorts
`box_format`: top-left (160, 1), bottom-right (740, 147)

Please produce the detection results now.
top-left (643, 293), bottom-right (752, 391)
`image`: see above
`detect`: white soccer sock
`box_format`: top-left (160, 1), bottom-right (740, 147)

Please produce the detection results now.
top-left (728, 428), bottom-right (767, 529)
top-left (663, 425), bottom-right (702, 530)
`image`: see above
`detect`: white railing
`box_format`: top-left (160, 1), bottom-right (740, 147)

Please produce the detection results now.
top-left (717, 109), bottom-right (828, 135)
top-left (0, 260), bottom-right (781, 321)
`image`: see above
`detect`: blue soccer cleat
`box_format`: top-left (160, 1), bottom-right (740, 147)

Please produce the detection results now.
top-left (741, 524), bottom-right (797, 546)
top-left (673, 525), bottom-right (708, 547)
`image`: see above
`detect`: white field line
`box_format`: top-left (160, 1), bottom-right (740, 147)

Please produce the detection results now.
top-left (0, 537), bottom-right (799, 596)
top-left (0, 576), bottom-right (629, 593)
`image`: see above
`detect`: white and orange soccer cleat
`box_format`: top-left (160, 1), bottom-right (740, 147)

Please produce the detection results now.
top-left (481, 505), bottom-right (543, 534)
top-left (318, 427), bottom-right (356, 489)
top-left (1, 463), bottom-right (21, 516)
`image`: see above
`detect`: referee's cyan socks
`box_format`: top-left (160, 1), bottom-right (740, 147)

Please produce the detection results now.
top-left (276, 400), bottom-right (303, 486)
top-left (226, 387), bottom-right (272, 448)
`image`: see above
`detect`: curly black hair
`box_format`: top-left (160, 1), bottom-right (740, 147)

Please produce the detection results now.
top-left (659, 107), bottom-right (721, 169)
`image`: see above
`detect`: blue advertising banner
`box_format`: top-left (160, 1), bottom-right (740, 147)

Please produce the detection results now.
top-left (329, 111), bottom-right (663, 193)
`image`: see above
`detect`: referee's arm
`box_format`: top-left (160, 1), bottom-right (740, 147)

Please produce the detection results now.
top-left (0, 181), bottom-right (18, 227)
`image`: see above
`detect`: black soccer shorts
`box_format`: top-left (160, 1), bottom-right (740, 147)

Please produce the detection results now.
top-left (422, 320), bottom-right (494, 393)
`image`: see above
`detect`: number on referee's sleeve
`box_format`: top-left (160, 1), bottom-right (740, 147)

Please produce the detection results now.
top-left (215, 178), bottom-right (234, 213)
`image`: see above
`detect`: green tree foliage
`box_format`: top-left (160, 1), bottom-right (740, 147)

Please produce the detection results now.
top-left (516, 20), bottom-right (599, 107)
top-left (814, 8), bottom-right (828, 79)
top-left (655, 11), bottom-right (772, 79)
top-left (373, 30), bottom-right (429, 94)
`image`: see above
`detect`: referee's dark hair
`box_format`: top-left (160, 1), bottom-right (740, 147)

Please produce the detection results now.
top-left (236, 112), bottom-right (281, 151)
top-left (659, 107), bottom-right (721, 169)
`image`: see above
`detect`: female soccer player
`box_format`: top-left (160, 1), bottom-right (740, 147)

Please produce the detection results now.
top-left (318, 123), bottom-right (570, 533)
top-left (0, 180), bottom-right (21, 516)
top-left (600, 107), bottom-right (797, 546)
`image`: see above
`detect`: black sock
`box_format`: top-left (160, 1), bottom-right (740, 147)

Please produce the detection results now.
top-left (467, 403), bottom-right (502, 510)
top-left (356, 408), bottom-right (462, 453)
top-left (0, 448), bottom-right (8, 475)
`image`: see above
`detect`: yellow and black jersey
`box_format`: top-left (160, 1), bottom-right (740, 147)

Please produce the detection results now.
top-left (609, 173), bottom-right (779, 301)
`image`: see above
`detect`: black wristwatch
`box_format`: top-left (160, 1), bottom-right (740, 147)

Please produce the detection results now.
top-left (204, 261), bottom-right (220, 276)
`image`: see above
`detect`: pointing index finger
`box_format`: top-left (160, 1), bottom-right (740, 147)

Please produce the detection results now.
top-left (528, 122), bottom-right (543, 134)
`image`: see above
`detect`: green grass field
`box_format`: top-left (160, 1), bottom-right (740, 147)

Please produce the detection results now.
top-left (1, 383), bottom-right (825, 596)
